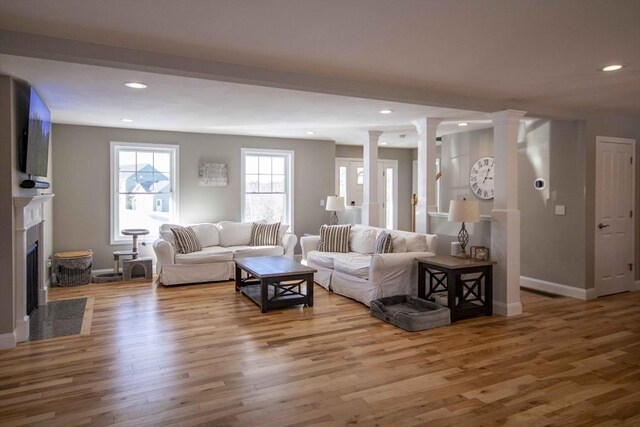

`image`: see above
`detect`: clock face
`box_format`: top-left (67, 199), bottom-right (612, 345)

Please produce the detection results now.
top-left (470, 157), bottom-right (495, 200)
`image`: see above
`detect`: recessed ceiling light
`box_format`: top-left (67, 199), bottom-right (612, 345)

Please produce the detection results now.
top-left (458, 122), bottom-right (469, 127)
top-left (601, 64), bottom-right (623, 72)
top-left (306, 131), bottom-right (316, 135)
top-left (124, 82), bottom-right (147, 89)
top-left (121, 118), bottom-right (133, 123)
top-left (379, 109), bottom-right (394, 114)
top-left (380, 142), bottom-right (388, 146)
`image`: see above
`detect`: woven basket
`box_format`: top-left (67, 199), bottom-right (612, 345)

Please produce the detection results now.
top-left (54, 250), bottom-right (93, 287)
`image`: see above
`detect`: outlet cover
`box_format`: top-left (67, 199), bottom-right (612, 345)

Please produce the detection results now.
top-left (555, 205), bottom-right (566, 215)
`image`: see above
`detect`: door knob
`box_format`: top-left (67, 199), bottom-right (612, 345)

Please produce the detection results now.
top-left (598, 223), bottom-right (610, 229)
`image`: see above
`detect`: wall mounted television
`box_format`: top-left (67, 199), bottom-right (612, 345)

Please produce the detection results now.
top-left (18, 85), bottom-right (51, 179)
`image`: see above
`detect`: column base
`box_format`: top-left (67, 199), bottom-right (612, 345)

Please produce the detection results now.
top-left (492, 300), bottom-right (523, 317)
top-left (15, 315), bottom-right (29, 342)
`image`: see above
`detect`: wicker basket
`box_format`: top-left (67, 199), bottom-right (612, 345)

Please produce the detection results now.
top-left (54, 250), bottom-right (93, 287)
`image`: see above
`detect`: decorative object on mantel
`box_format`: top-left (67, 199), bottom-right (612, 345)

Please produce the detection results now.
top-left (326, 196), bottom-right (345, 225)
top-left (448, 198), bottom-right (479, 258)
top-left (470, 245), bottom-right (490, 261)
top-left (199, 162), bottom-right (228, 186)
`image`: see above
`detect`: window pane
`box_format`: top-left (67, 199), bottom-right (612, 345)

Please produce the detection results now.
top-left (119, 171), bottom-right (136, 192)
top-left (272, 174), bottom-right (285, 193)
top-left (272, 157), bottom-right (285, 174)
top-left (137, 152), bottom-right (153, 171)
top-left (259, 156), bottom-right (271, 174)
top-left (134, 172), bottom-right (155, 191)
top-left (259, 175), bottom-right (271, 192)
top-left (246, 174), bottom-right (259, 192)
top-left (154, 152), bottom-right (171, 173)
top-left (118, 194), bottom-right (172, 236)
top-left (357, 167), bottom-right (364, 185)
top-left (244, 193), bottom-right (285, 223)
top-left (119, 151), bottom-right (136, 171)
top-left (339, 166), bottom-right (347, 199)
top-left (246, 156), bottom-right (259, 174)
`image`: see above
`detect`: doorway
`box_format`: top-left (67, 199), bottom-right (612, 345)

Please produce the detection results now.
top-left (594, 136), bottom-right (636, 296)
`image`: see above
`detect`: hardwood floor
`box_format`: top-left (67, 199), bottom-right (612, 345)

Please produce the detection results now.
top-left (0, 280), bottom-right (638, 426)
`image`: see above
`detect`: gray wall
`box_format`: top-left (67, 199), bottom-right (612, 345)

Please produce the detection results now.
top-left (519, 119), bottom-right (585, 287)
top-left (335, 145), bottom-right (413, 231)
top-left (52, 124), bottom-right (335, 269)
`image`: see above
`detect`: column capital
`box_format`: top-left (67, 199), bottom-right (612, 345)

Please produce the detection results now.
top-left (488, 109), bottom-right (527, 125)
top-left (367, 130), bottom-right (384, 141)
top-left (411, 118), bottom-right (443, 135)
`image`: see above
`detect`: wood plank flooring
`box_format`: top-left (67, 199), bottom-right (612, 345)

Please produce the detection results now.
top-left (0, 280), bottom-right (638, 426)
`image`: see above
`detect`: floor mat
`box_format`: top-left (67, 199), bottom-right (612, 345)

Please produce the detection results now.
top-left (28, 298), bottom-right (87, 341)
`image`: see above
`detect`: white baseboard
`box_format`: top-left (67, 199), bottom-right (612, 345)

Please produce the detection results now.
top-left (521, 276), bottom-right (595, 300)
top-left (492, 300), bottom-right (522, 317)
top-left (0, 331), bottom-right (17, 350)
top-left (634, 280), bottom-right (640, 292)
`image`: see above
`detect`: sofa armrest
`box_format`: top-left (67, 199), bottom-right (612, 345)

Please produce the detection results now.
top-left (282, 233), bottom-right (298, 259)
top-left (300, 235), bottom-right (320, 260)
top-left (153, 238), bottom-right (175, 268)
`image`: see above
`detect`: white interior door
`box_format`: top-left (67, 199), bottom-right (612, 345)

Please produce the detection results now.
top-left (595, 137), bottom-right (635, 296)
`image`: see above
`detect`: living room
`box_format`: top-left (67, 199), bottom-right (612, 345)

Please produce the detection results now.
top-left (0, 0), bottom-right (639, 425)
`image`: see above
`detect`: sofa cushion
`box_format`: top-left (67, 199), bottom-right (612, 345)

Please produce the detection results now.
top-left (405, 234), bottom-right (428, 252)
top-left (318, 224), bottom-right (350, 252)
top-left (349, 227), bottom-right (378, 254)
top-left (227, 245), bottom-right (284, 258)
top-left (391, 234), bottom-right (407, 253)
top-left (175, 246), bottom-right (233, 264)
top-left (333, 253), bottom-right (373, 279)
top-left (307, 250), bottom-right (352, 269)
top-left (191, 223), bottom-right (220, 247)
top-left (250, 222), bottom-right (281, 246)
top-left (171, 226), bottom-right (202, 254)
top-left (219, 221), bottom-right (263, 247)
top-left (375, 231), bottom-right (393, 254)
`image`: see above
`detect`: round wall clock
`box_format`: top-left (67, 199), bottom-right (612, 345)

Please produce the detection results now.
top-left (469, 156), bottom-right (495, 200)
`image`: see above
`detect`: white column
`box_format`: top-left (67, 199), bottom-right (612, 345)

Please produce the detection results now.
top-left (362, 131), bottom-right (382, 226)
top-left (489, 109), bottom-right (526, 317)
top-left (412, 118), bottom-right (442, 233)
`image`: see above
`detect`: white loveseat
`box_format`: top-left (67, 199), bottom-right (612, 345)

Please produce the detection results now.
top-left (153, 221), bottom-right (297, 286)
top-left (301, 225), bottom-right (437, 306)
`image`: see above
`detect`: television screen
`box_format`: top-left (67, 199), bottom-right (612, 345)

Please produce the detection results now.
top-left (25, 88), bottom-right (51, 177)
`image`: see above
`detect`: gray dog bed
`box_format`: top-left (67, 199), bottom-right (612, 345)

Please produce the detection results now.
top-left (370, 295), bottom-right (450, 332)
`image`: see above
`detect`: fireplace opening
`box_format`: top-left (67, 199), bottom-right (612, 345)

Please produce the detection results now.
top-left (26, 241), bottom-right (38, 316)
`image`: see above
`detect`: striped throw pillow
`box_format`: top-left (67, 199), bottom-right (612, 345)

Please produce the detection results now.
top-left (170, 226), bottom-right (202, 254)
top-left (250, 222), bottom-right (281, 246)
top-left (318, 224), bottom-right (351, 252)
top-left (375, 231), bottom-right (393, 254)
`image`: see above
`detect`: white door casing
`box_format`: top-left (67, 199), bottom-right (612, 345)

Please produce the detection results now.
top-left (595, 136), bottom-right (635, 296)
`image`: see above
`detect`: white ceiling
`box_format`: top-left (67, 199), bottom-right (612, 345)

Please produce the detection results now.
top-left (0, 0), bottom-right (638, 146)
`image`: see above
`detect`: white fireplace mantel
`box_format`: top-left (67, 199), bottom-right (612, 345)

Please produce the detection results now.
top-left (13, 193), bottom-right (54, 343)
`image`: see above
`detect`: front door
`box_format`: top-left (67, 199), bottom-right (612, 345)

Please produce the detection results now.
top-left (595, 137), bottom-right (635, 296)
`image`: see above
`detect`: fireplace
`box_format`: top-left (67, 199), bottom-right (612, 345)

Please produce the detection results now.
top-left (26, 241), bottom-right (38, 316)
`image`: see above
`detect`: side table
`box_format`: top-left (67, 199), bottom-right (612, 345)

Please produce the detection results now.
top-left (417, 256), bottom-right (495, 322)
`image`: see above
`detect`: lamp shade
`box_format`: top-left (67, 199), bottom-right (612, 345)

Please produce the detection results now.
top-left (448, 199), bottom-right (480, 223)
top-left (326, 196), bottom-right (345, 211)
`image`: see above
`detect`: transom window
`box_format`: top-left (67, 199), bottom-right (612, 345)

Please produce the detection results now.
top-left (241, 148), bottom-right (294, 228)
top-left (110, 142), bottom-right (179, 244)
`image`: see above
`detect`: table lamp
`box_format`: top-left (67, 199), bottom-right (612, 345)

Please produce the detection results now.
top-left (448, 198), bottom-right (479, 258)
top-left (326, 196), bottom-right (345, 225)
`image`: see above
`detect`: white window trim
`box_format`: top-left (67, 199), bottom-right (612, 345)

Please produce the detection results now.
top-left (110, 141), bottom-right (180, 245)
top-left (241, 148), bottom-right (295, 232)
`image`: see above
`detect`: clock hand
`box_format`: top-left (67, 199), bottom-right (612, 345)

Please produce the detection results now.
top-left (483, 168), bottom-right (490, 183)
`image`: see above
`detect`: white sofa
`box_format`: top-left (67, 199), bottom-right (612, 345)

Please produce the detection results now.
top-left (153, 221), bottom-right (297, 286)
top-left (301, 225), bottom-right (437, 306)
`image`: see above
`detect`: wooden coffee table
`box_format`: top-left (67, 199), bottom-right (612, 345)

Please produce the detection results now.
top-left (234, 256), bottom-right (317, 313)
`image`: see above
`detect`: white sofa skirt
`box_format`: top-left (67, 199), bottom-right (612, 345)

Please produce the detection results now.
top-left (159, 262), bottom-right (234, 286)
top-left (330, 271), bottom-right (380, 307)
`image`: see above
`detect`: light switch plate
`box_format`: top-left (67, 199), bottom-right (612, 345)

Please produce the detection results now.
top-left (555, 205), bottom-right (566, 215)
top-left (320, 199), bottom-right (325, 207)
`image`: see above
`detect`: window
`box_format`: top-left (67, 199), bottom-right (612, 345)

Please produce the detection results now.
top-left (241, 149), bottom-right (294, 227)
top-left (110, 142), bottom-right (179, 244)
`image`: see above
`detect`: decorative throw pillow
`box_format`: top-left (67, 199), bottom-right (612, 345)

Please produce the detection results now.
top-left (391, 234), bottom-right (407, 253)
top-left (405, 234), bottom-right (428, 252)
top-left (375, 231), bottom-right (393, 254)
top-left (318, 224), bottom-right (351, 252)
top-left (170, 226), bottom-right (202, 254)
top-left (250, 222), bottom-right (281, 246)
